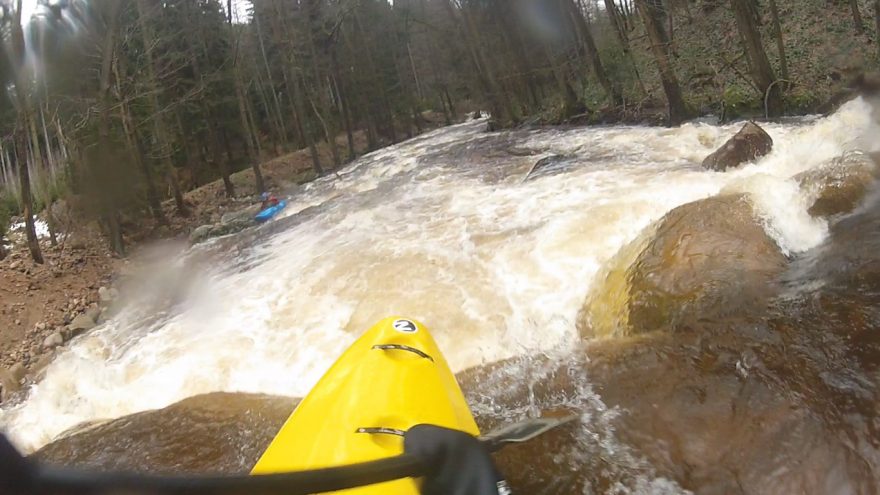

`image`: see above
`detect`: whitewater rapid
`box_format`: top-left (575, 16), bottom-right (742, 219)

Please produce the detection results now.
top-left (3, 98), bottom-right (879, 454)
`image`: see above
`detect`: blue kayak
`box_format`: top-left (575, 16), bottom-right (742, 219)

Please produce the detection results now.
top-left (255, 200), bottom-right (287, 223)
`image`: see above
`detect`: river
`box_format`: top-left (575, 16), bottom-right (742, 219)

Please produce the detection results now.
top-left (3, 98), bottom-right (880, 493)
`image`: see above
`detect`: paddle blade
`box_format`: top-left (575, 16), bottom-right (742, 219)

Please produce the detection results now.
top-left (480, 415), bottom-right (579, 451)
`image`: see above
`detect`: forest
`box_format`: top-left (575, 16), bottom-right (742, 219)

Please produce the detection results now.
top-left (0, 0), bottom-right (877, 262)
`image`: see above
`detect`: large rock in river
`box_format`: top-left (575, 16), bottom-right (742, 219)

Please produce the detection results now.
top-left (702, 121), bottom-right (773, 171)
top-left (626, 194), bottom-right (787, 333)
top-left (795, 151), bottom-right (878, 218)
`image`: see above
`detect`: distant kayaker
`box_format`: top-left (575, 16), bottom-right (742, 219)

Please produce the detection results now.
top-left (260, 192), bottom-right (280, 209)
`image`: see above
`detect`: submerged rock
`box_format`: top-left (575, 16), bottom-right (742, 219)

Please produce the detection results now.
top-left (626, 194), bottom-right (787, 333)
top-left (189, 205), bottom-right (262, 245)
top-left (523, 154), bottom-right (575, 181)
top-left (188, 224), bottom-right (214, 245)
top-left (795, 152), bottom-right (878, 217)
top-left (702, 121), bottom-right (773, 171)
top-left (220, 205), bottom-right (261, 226)
top-left (35, 392), bottom-right (297, 474)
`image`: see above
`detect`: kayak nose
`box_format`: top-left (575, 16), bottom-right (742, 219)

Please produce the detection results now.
top-left (251, 315), bottom-right (479, 487)
top-left (368, 317), bottom-right (437, 362)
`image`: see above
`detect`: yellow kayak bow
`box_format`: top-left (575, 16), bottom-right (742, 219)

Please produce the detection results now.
top-left (251, 316), bottom-right (480, 494)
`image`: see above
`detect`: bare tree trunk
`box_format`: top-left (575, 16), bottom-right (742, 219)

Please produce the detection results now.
top-left (228, 1), bottom-right (266, 194)
top-left (565, 0), bottom-right (622, 105)
top-left (38, 106), bottom-right (59, 247)
top-left (27, 107), bottom-right (58, 247)
top-left (422, 0), bottom-right (457, 123)
top-left (494, 3), bottom-right (540, 112)
top-left (602, 0), bottom-right (648, 96)
top-left (392, 16), bottom-right (423, 138)
top-left (442, 0), bottom-right (516, 125)
top-left (120, 101), bottom-right (167, 225)
top-left (331, 49), bottom-right (356, 161)
top-left (303, 0), bottom-right (341, 168)
top-left (875, 0), bottom-right (880, 57)
top-left (11, 0), bottom-right (43, 263)
top-left (296, 77), bottom-right (324, 175)
top-left (438, 89), bottom-right (452, 125)
top-left (112, 50), bottom-right (167, 226)
top-left (97, 1), bottom-right (125, 255)
top-left (235, 74), bottom-right (265, 192)
top-left (353, 11), bottom-right (398, 143)
top-left (850, 0), bottom-right (866, 34)
top-left (443, 88), bottom-right (456, 120)
top-left (309, 92), bottom-right (338, 167)
top-left (767, 0), bottom-right (789, 85)
top-left (541, 44), bottom-right (582, 116)
top-left (188, 6), bottom-right (236, 197)
top-left (254, 69), bottom-right (283, 155)
top-left (730, 0), bottom-right (783, 117)
top-left (271, 0), bottom-right (323, 175)
top-left (407, 40), bottom-right (423, 101)
top-left (278, 69), bottom-right (305, 147)
top-left (136, 0), bottom-right (190, 216)
top-left (244, 88), bottom-right (264, 160)
top-left (634, 0), bottom-right (689, 124)
top-left (254, 12), bottom-right (288, 148)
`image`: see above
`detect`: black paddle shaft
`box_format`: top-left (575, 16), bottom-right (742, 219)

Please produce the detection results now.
top-left (2, 416), bottom-right (577, 495)
top-left (34, 454), bottom-right (432, 495)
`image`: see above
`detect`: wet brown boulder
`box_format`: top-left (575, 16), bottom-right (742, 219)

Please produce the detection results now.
top-left (627, 194), bottom-right (787, 333)
top-left (702, 122), bottom-right (773, 171)
top-left (35, 392), bottom-right (296, 473)
top-left (795, 152), bottom-right (878, 218)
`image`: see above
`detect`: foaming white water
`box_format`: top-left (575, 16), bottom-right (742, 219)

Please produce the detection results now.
top-left (2, 98), bottom-right (878, 453)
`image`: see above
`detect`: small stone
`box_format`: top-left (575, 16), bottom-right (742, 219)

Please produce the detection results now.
top-left (85, 305), bottom-right (101, 322)
top-left (35, 322), bottom-right (46, 331)
top-left (31, 354), bottom-right (53, 377)
top-left (69, 312), bottom-right (96, 332)
top-left (8, 363), bottom-right (25, 383)
top-left (42, 332), bottom-right (63, 349)
top-left (98, 286), bottom-right (119, 303)
top-left (62, 325), bottom-right (86, 341)
top-left (14, 319), bottom-right (20, 326)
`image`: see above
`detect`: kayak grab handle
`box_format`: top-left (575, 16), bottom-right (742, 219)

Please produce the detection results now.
top-left (371, 344), bottom-right (434, 362)
top-left (355, 427), bottom-right (407, 437)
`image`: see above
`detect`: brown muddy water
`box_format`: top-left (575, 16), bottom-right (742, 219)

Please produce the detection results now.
top-left (6, 98), bottom-right (880, 494)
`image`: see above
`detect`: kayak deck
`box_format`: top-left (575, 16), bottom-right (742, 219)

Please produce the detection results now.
top-left (251, 317), bottom-right (479, 494)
